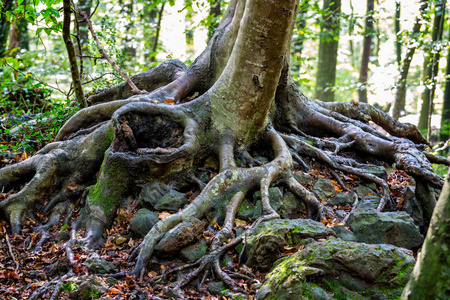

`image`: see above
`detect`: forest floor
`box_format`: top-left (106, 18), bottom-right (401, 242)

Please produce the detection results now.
top-left (0, 143), bottom-right (419, 300)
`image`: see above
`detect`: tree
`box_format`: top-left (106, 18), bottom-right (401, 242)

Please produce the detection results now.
top-left (0, 0), bottom-right (14, 57)
top-left (418, 0), bottom-right (446, 135)
top-left (440, 38), bottom-right (450, 144)
top-left (358, 0), bottom-right (374, 103)
top-left (391, 0), bottom-right (428, 120)
top-left (401, 167), bottom-right (450, 299)
top-left (0, 0), bottom-right (446, 291)
top-left (315, 0), bottom-right (341, 102)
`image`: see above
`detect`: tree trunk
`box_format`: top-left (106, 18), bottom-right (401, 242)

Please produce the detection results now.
top-left (391, 0), bottom-right (428, 120)
top-left (7, 0), bottom-right (29, 56)
top-left (402, 168), bottom-right (450, 299)
top-left (418, 0), bottom-right (446, 134)
top-left (315, 0), bottom-right (341, 102)
top-left (207, 0), bottom-right (221, 42)
top-left (63, 0), bottom-right (88, 108)
top-left (440, 38), bottom-right (450, 143)
top-left (358, 0), bottom-right (374, 103)
top-left (75, 0), bottom-right (91, 56)
top-left (395, 1), bottom-right (401, 67)
top-left (0, 0), bottom-right (13, 57)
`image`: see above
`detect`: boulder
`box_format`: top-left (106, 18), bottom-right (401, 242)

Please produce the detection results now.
top-left (331, 225), bottom-right (357, 242)
top-left (293, 172), bottom-right (314, 186)
top-left (256, 238), bottom-right (415, 300)
top-left (347, 208), bottom-right (424, 249)
top-left (139, 181), bottom-right (170, 208)
top-left (130, 208), bottom-right (159, 238)
top-left (68, 276), bottom-right (107, 300)
top-left (352, 185), bottom-right (375, 198)
top-left (357, 195), bottom-right (381, 210)
top-left (401, 186), bottom-right (424, 228)
top-left (155, 217), bottom-right (206, 257)
top-left (237, 198), bottom-right (256, 220)
top-left (253, 187), bottom-right (283, 213)
top-left (245, 219), bottom-right (335, 270)
top-left (180, 238), bottom-right (208, 262)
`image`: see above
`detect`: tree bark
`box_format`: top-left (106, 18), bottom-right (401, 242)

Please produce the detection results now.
top-left (440, 36), bottom-right (450, 143)
top-left (7, 0), bottom-right (29, 56)
top-left (395, 2), bottom-right (401, 67)
top-left (358, 0), bottom-right (374, 103)
top-left (150, 1), bottom-right (166, 63)
top-left (391, 0), bottom-right (428, 120)
top-left (315, 0), bottom-right (341, 102)
top-left (402, 168), bottom-right (450, 299)
top-left (63, 0), bottom-right (88, 108)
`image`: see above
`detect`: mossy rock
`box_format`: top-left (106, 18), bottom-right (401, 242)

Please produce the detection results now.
top-left (253, 187), bottom-right (283, 213)
top-left (312, 178), bottom-right (338, 201)
top-left (245, 219), bottom-right (335, 270)
top-left (129, 208), bottom-right (159, 238)
top-left (153, 189), bottom-right (188, 212)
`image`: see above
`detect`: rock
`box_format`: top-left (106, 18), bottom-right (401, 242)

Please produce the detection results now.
top-left (68, 276), bottom-right (107, 300)
top-left (130, 208), bottom-right (160, 238)
top-left (237, 199), bottom-right (256, 220)
top-left (331, 225), bottom-right (357, 242)
top-left (165, 288), bottom-right (183, 299)
top-left (401, 186), bottom-right (424, 228)
top-left (335, 210), bottom-right (346, 218)
top-left (139, 181), bottom-right (170, 208)
top-left (83, 253), bottom-right (117, 274)
top-left (155, 217), bottom-right (206, 257)
top-left (347, 208), bottom-right (424, 249)
top-left (55, 231), bottom-right (70, 242)
top-left (364, 165), bottom-right (388, 180)
top-left (280, 192), bottom-right (306, 219)
top-left (312, 178), bottom-right (337, 201)
top-left (180, 238), bottom-right (208, 262)
top-left (154, 189), bottom-right (188, 212)
top-left (352, 185), bottom-right (375, 198)
top-left (253, 187), bottom-right (283, 213)
top-left (257, 238), bottom-right (415, 300)
top-left (208, 281), bottom-right (248, 300)
top-left (357, 195), bottom-right (381, 209)
top-left (327, 192), bottom-right (354, 206)
top-left (245, 219), bottom-right (335, 270)
top-left (293, 172), bottom-right (314, 186)
top-left (252, 200), bottom-right (262, 219)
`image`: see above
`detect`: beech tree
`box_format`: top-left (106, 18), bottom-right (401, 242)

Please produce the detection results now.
top-left (0, 0), bottom-right (447, 290)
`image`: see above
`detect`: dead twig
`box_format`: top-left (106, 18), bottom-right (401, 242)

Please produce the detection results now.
top-left (3, 226), bottom-right (19, 270)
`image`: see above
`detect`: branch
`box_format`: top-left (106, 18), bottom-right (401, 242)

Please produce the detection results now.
top-left (2, 226), bottom-right (19, 270)
top-left (73, 2), bottom-right (148, 95)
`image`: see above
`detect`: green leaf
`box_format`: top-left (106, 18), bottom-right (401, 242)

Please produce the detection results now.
top-left (33, 0), bottom-right (39, 6)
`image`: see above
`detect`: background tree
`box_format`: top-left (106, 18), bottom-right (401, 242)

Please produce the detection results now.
top-left (315, 0), bottom-right (341, 101)
top-left (0, 0), bottom-right (14, 57)
top-left (418, 0), bottom-right (446, 137)
top-left (358, 0), bottom-right (374, 103)
top-left (391, 0), bottom-right (428, 120)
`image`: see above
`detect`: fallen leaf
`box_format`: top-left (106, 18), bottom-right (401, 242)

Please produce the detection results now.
top-left (158, 212), bottom-right (171, 219)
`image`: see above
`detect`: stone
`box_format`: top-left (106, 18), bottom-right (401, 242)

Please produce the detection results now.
top-left (139, 181), bottom-right (170, 208)
top-left (253, 187), bottom-right (283, 213)
top-left (180, 238), bottom-right (208, 262)
top-left (327, 192), bottom-right (354, 206)
top-left (293, 172), bottom-right (314, 186)
top-left (279, 191), bottom-right (306, 219)
top-left (256, 238), bottom-right (415, 300)
top-left (237, 199), bottom-right (256, 220)
top-left (357, 195), bottom-right (381, 210)
top-left (68, 276), bottom-right (107, 300)
top-left (347, 208), bottom-right (424, 249)
top-left (364, 165), bottom-right (388, 180)
top-left (312, 178), bottom-right (337, 201)
top-left (245, 219), bottom-right (335, 270)
top-left (331, 225), bottom-right (357, 242)
top-left (254, 156), bottom-right (270, 164)
top-left (155, 217), bottom-right (206, 257)
top-left (83, 253), bottom-right (117, 274)
top-left (130, 208), bottom-right (159, 238)
top-left (335, 210), bottom-right (346, 219)
top-left (401, 186), bottom-right (424, 228)
top-left (352, 185), bottom-right (375, 198)
top-left (153, 189), bottom-right (188, 212)
top-left (252, 200), bottom-right (262, 220)
top-left (208, 281), bottom-right (248, 300)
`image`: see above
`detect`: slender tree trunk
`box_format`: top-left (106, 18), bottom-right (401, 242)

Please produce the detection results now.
top-left (439, 36), bottom-right (450, 143)
top-left (7, 0), bottom-right (29, 56)
top-left (63, 0), bottom-right (88, 108)
top-left (348, 0), bottom-right (357, 69)
top-left (75, 0), bottom-right (91, 55)
top-left (402, 168), bottom-right (450, 299)
top-left (391, 0), bottom-right (428, 120)
top-left (418, 0), bottom-right (446, 135)
top-left (207, 0), bottom-right (221, 42)
top-left (358, 0), bottom-right (374, 103)
top-left (150, 1), bottom-right (166, 63)
top-left (315, 0), bottom-right (341, 102)
top-left (395, 1), bottom-right (401, 68)
top-left (0, 0), bottom-right (13, 57)
top-left (291, 0), bottom-right (308, 74)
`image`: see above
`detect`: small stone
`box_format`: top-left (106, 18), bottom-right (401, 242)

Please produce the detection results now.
top-left (313, 178), bottom-right (338, 201)
top-left (331, 225), bottom-right (357, 242)
top-left (280, 191), bottom-right (306, 219)
top-left (352, 185), bottom-right (375, 198)
top-left (237, 199), bottom-right (256, 220)
top-left (357, 195), bottom-right (381, 210)
top-left (154, 189), bottom-right (188, 212)
top-left (55, 231), bottom-right (70, 242)
top-left (68, 276), bottom-right (107, 300)
top-left (294, 172), bottom-right (314, 186)
top-left (204, 156), bottom-right (219, 171)
top-left (208, 281), bottom-right (227, 294)
top-left (180, 239), bottom-right (208, 262)
top-left (253, 187), bottom-right (283, 213)
top-left (130, 209), bottom-right (159, 238)
top-left (335, 210), bottom-right (346, 219)
top-left (139, 181), bottom-right (170, 208)
top-left (83, 253), bottom-right (117, 274)
top-left (327, 193), bottom-right (354, 206)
